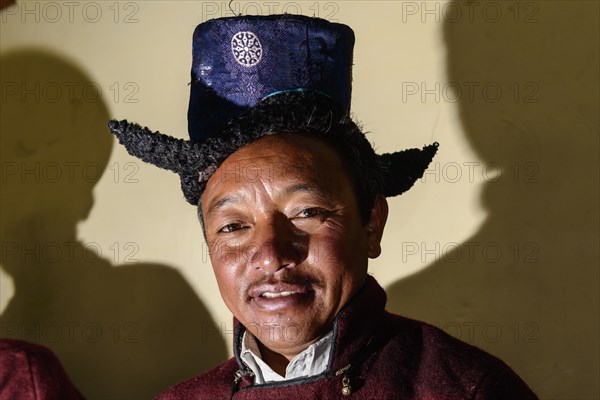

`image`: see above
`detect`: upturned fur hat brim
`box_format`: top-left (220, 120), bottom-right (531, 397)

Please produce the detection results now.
top-left (108, 92), bottom-right (438, 205)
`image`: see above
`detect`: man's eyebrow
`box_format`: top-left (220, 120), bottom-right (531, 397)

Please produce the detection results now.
top-left (206, 184), bottom-right (334, 217)
top-left (205, 195), bottom-right (239, 218)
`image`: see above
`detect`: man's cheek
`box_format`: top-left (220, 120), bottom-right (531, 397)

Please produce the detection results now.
top-left (307, 241), bottom-right (342, 266)
top-left (210, 242), bottom-right (253, 266)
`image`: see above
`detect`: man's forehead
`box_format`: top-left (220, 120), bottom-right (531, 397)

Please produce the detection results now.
top-left (200, 134), bottom-right (349, 209)
top-left (207, 135), bottom-right (343, 185)
top-left (209, 158), bottom-right (317, 185)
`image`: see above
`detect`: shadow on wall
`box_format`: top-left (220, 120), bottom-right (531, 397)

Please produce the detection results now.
top-left (0, 49), bottom-right (227, 399)
top-left (386, 2), bottom-right (599, 399)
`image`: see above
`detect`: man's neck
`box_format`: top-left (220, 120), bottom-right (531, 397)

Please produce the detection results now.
top-left (256, 342), bottom-right (291, 376)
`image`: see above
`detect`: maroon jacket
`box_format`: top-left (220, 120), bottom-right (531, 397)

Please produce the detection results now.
top-left (157, 276), bottom-right (538, 400)
top-left (0, 339), bottom-right (84, 400)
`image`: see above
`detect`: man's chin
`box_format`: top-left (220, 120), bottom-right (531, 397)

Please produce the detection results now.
top-left (254, 329), bottom-right (320, 355)
top-left (244, 318), bottom-right (323, 352)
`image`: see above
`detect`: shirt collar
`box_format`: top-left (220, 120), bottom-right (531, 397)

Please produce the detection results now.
top-left (240, 330), bottom-right (334, 384)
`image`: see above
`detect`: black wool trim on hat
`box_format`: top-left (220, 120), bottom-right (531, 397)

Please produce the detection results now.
top-left (379, 143), bottom-right (439, 197)
top-left (108, 91), bottom-right (438, 205)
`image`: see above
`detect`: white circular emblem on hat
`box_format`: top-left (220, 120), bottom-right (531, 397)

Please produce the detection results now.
top-left (231, 31), bottom-right (262, 67)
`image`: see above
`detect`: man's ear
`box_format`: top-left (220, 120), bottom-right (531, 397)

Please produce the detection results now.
top-left (367, 195), bottom-right (389, 258)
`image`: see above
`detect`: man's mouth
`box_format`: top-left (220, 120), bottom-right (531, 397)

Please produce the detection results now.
top-left (249, 282), bottom-right (310, 299)
top-left (249, 282), bottom-right (314, 311)
top-left (261, 290), bottom-right (301, 298)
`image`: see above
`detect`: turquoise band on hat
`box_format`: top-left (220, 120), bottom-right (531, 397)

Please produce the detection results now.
top-left (262, 88), bottom-right (333, 102)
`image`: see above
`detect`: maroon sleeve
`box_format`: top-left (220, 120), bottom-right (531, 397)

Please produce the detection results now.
top-left (473, 362), bottom-right (538, 400)
top-left (0, 339), bottom-right (85, 400)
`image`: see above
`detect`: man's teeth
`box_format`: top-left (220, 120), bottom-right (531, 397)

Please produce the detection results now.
top-left (261, 291), bottom-right (296, 298)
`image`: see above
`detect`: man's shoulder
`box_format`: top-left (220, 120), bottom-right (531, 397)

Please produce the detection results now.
top-left (155, 357), bottom-right (238, 400)
top-left (380, 312), bottom-right (537, 399)
top-left (384, 312), bottom-right (499, 364)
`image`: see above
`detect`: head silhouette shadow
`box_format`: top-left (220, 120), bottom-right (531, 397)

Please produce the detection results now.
top-left (0, 49), bottom-right (227, 399)
top-left (386, 2), bottom-right (599, 398)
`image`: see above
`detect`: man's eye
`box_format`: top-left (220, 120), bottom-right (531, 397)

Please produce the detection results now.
top-left (296, 208), bottom-right (329, 218)
top-left (218, 223), bottom-right (245, 233)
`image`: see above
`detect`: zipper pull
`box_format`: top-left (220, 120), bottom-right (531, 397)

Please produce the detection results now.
top-left (341, 376), bottom-right (352, 396)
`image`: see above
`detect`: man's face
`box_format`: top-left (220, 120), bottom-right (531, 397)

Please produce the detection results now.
top-left (201, 134), bottom-right (386, 357)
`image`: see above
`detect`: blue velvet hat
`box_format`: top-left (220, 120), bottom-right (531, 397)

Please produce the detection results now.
top-left (108, 14), bottom-right (438, 205)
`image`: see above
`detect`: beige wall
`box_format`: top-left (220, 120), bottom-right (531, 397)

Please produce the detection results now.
top-left (1, 1), bottom-right (598, 399)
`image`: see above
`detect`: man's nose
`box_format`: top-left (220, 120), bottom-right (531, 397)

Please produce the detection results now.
top-left (249, 214), bottom-right (304, 274)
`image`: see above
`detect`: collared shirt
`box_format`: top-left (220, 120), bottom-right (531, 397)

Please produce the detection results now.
top-left (240, 330), bottom-right (334, 384)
